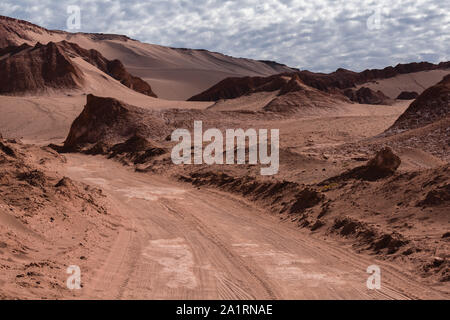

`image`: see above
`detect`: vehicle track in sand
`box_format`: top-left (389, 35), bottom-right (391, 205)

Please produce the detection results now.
top-left (56, 154), bottom-right (447, 300)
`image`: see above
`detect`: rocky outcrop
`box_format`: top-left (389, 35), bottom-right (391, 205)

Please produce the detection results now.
top-left (64, 95), bottom-right (169, 151)
top-left (397, 91), bottom-right (419, 100)
top-left (188, 74), bottom-right (289, 101)
top-left (0, 42), bottom-right (84, 94)
top-left (298, 62), bottom-right (448, 93)
top-left (263, 77), bottom-right (344, 113)
top-left (190, 73), bottom-right (347, 113)
top-left (0, 40), bottom-right (157, 97)
top-left (277, 74), bottom-right (306, 95)
top-left (388, 75), bottom-right (450, 132)
top-left (189, 61), bottom-right (450, 103)
top-left (107, 134), bottom-right (167, 164)
top-left (179, 172), bottom-right (324, 215)
top-left (365, 147), bottom-right (402, 178)
top-left (344, 87), bottom-right (393, 105)
top-left (320, 147), bottom-right (401, 182)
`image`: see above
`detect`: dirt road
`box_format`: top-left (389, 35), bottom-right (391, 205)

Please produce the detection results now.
top-left (57, 154), bottom-right (447, 300)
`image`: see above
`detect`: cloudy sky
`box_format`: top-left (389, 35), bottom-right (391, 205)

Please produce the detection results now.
top-left (1, 0), bottom-right (449, 72)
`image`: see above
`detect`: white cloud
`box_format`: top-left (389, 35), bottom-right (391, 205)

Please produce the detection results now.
top-left (1, 0), bottom-right (449, 72)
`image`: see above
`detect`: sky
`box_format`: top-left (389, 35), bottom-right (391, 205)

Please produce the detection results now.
top-left (1, 0), bottom-right (449, 72)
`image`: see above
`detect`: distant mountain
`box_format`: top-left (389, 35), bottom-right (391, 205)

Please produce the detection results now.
top-left (0, 15), bottom-right (295, 100)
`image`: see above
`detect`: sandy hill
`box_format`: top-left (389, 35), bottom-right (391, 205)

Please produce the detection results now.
top-left (0, 15), bottom-right (295, 100)
top-left (263, 74), bottom-right (348, 113)
top-left (0, 40), bottom-right (157, 97)
top-left (189, 73), bottom-right (350, 113)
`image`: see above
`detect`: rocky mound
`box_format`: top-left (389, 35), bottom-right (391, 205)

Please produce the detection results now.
top-left (298, 62), bottom-right (450, 92)
top-left (179, 171), bottom-right (324, 216)
top-left (0, 41), bottom-right (84, 94)
top-left (105, 59), bottom-right (156, 97)
top-left (190, 73), bottom-right (348, 113)
top-left (0, 40), bottom-right (157, 97)
top-left (320, 147), bottom-right (401, 183)
top-left (277, 73), bottom-right (307, 95)
top-left (187, 74), bottom-right (290, 101)
top-left (388, 75), bottom-right (450, 132)
top-left (263, 75), bottom-right (345, 113)
top-left (104, 134), bottom-right (167, 165)
top-left (397, 91), bottom-right (419, 100)
top-left (364, 147), bottom-right (402, 178)
top-left (64, 95), bottom-right (170, 151)
top-left (344, 87), bottom-right (393, 105)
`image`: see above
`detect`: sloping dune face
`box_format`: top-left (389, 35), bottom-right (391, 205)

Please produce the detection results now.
top-left (0, 15), bottom-right (295, 100)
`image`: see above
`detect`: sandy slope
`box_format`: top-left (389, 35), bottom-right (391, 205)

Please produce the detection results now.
top-left (1, 16), bottom-right (293, 100)
top-left (68, 39), bottom-right (293, 100)
top-left (0, 56), bottom-right (212, 145)
top-left (0, 141), bottom-right (121, 299)
top-left (54, 154), bottom-right (446, 299)
top-left (357, 69), bottom-right (450, 99)
top-left (63, 37), bottom-right (293, 100)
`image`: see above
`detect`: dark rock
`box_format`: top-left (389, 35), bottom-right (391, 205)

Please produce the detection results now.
top-left (364, 147), bottom-right (402, 179)
top-left (289, 188), bottom-right (324, 213)
top-left (344, 87), bottom-right (392, 105)
top-left (310, 220), bottom-right (325, 231)
top-left (17, 170), bottom-right (47, 187)
top-left (397, 91), bottom-right (419, 100)
top-left (0, 141), bottom-right (16, 157)
top-left (417, 184), bottom-right (450, 207)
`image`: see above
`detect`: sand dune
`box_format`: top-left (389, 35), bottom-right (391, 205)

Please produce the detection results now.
top-left (0, 15), bottom-right (294, 100)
